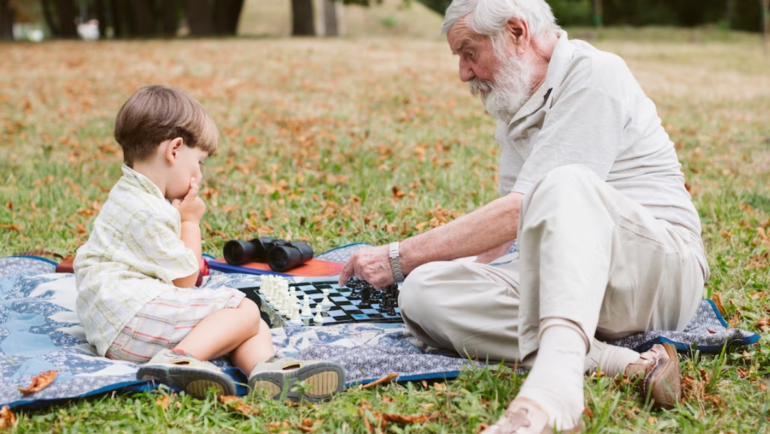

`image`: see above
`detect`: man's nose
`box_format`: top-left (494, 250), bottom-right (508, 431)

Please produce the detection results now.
top-left (459, 59), bottom-right (474, 83)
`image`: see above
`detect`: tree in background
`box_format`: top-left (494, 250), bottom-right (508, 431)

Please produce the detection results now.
top-left (763, 0), bottom-right (769, 49)
top-left (41, 0), bottom-right (78, 38)
top-left (0, 0), bottom-right (14, 40)
top-left (26, 0), bottom-right (770, 40)
top-left (40, 0), bottom-right (244, 38)
top-left (324, 0), bottom-right (341, 36)
top-left (292, 0), bottom-right (315, 35)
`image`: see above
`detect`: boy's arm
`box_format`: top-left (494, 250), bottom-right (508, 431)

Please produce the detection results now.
top-left (172, 178), bottom-right (206, 288)
top-left (173, 221), bottom-right (202, 288)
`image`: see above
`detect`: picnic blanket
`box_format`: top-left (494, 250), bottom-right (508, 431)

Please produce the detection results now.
top-left (0, 247), bottom-right (759, 409)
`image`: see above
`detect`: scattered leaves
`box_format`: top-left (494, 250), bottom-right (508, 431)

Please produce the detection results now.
top-left (357, 399), bottom-right (440, 433)
top-left (219, 396), bottom-right (260, 416)
top-left (17, 370), bottom-right (57, 395)
top-left (381, 410), bottom-right (441, 424)
top-left (755, 317), bottom-right (769, 332)
top-left (712, 293), bottom-right (726, 315)
top-left (361, 372), bottom-right (398, 390)
top-left (0, 406), bottom-right (16, 430)
top-left (155, 395), bottom-right (169, 410)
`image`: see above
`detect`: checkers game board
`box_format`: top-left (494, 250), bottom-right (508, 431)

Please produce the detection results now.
top-left (235, 279), bottom-right (403, 328)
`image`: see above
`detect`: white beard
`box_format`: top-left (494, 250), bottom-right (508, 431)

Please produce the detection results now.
top-left (468, 40), bottom-right (533, 123)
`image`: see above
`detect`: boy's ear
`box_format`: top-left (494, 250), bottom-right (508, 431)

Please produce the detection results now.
top-left (164, 137), bottom-right (185, 165)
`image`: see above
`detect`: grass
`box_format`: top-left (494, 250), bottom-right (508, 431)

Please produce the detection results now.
top-left (1, 28), bottom-right (769, 432)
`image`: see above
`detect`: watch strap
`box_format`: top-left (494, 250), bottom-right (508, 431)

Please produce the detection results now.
top-left (389, 242), bottom-right (405, 283)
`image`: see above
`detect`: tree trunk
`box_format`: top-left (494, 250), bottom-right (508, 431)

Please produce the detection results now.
top-left (323, 0), bottom-right (339, 36)
top-left (723, 0), bottom-right (734, 29)
top-left (291, 0), bottom-right (315, 36)
top-left (128, 0), bottom-right (156, 37)
top-left (161, 0), bottom-right (179, 37)
top-left (762, 0), bottom-right (770, 51)
top-left (184, 0), bottom-right (214, 36)
top-left (57, 0), bottom-right (77, 38)
top-left (41, 0), bottom-right (59, 36)
top-left (0, 0), bottom-right (14, 40)
top-left (109, 0), bottom-right (124, 38)
top-left (94, 0), bottom-right (107, 38)
top-left (593, 0), bottom-right (603, 29)
top-left (213, 0), bottom-right (244, 35)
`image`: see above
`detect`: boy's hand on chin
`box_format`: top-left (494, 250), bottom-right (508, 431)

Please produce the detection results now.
top-left (172, 177), bottom-right (206, 223)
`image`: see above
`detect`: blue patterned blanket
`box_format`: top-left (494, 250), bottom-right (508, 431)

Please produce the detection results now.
top-left (0, 250), bottom-right (758, 410)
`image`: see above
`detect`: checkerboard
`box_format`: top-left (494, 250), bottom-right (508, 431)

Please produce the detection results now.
top-left (235, 280), bottom-right (402, 328)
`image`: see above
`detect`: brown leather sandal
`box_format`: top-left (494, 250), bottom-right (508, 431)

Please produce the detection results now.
top-left (625, 343), bottom-right (681, 409)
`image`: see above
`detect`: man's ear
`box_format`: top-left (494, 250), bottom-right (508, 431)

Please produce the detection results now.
top-left (505, 17), bottom-right (530, 52)
top-left (163, 137), bottom-right (185, 165)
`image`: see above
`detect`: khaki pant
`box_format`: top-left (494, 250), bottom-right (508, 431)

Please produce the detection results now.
top-left (399, 165), bottom-right (706, 365)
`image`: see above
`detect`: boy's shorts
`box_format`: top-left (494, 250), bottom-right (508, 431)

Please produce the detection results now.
top-left (106, 286), bottom-right (246, 364)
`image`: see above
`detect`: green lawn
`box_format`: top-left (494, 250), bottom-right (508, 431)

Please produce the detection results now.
top-left (1, 29), bottom-right (769, 432)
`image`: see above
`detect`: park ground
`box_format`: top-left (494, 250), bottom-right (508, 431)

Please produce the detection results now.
top-left (1, 28), bottom-right (769, 433)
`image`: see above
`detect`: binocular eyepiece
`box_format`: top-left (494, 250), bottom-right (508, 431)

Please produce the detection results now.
top-left (223, 237), bottom-right (314, 272)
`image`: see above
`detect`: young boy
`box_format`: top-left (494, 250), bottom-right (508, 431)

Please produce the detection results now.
top-left (74, 85), bottom-right (345, 401)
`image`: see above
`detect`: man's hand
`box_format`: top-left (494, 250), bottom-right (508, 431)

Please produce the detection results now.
top-left (475, 239), bottom-right (516, 264)
top-left (172, 177), bottom-right (206, 223)
top-left (338, 245), bottom-right (394, 288)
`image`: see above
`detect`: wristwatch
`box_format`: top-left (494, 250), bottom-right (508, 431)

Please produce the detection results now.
top-left (389, 241), bottom-right (405, 283)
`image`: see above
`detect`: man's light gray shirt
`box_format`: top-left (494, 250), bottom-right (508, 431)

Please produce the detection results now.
top-left (496, 32), bottom-right (707, 275)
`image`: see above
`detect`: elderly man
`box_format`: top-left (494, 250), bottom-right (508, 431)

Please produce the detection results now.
top-left (339, 0), bottom-right (708, 432)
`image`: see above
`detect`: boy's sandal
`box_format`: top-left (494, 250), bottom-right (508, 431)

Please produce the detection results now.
top-left (137, 349), bottom-right (237, 398)
top-left (624, 342), bottom-right (681, 409)
top-left (248, 356), bottom-right (345, 403)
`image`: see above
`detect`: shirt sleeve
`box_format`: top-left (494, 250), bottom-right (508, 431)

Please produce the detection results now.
top-left (511, 86), bottom-right (625, 195)
top-left (127, 208), bottom-right (200, 284)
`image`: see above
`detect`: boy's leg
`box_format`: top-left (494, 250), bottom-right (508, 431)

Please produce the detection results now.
top-left (175, 298), bottom-right (273, 373)
top-left (129, 286), bottom-right (249, 398)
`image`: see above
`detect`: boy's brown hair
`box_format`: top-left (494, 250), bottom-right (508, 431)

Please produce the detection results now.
top-left (114, 85), bottom-right (218, 167)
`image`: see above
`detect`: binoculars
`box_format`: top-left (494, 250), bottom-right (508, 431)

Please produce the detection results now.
top-left (223, 237), bottom-right (314, 272)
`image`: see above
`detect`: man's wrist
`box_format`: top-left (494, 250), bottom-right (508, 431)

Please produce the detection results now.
top-left (388, 241), bottom-right (405, 283)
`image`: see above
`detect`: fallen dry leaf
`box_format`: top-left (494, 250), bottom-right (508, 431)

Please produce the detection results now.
top-left (0, 224), bottom-right (22, 232)
top-left (218, 395), bottom-right (260, 416)
top-left (699, 368), bottom-right (710, 383)
top-left (156, 395), bottom-right (170, 410)
top-left (712, 293), bottom-right (726, 315)
top-left (0, 406), bottom-right (17, 429)
top-left (392, 186), bottom-right (406, 199)
top-left (381, 410), bottom-right (441, 424)
top-left (757, 227), bottom-right (770, 247)
top-left (583, 407), bottom-right (594, 419)
top-left (755, 317), bottom-right (769, 332)
top-left (17, 370), bottom-right (58, 395)
top-left (361, 372), bottom-right (398, 389)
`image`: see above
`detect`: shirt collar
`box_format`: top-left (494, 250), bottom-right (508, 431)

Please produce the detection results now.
top-left (121, 165), bottom-right (166, 200)
top-left (508, 31), bottom-right (573, 125)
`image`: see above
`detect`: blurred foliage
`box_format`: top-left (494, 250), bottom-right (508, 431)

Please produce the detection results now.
top-left (417, 0), bottom-right (765, 32)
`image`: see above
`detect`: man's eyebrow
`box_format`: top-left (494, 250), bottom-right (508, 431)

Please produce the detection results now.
top-left (452, 39), bottom-right (471, 54)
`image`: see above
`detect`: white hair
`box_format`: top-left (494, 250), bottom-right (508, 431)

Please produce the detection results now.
top-left (441, 0), bottom-right (560, 39)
